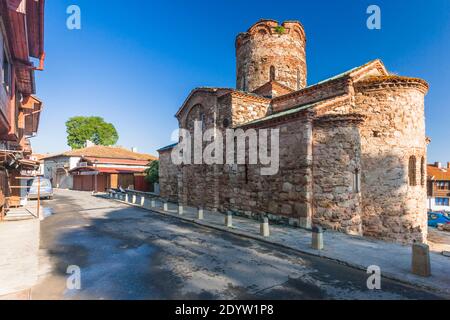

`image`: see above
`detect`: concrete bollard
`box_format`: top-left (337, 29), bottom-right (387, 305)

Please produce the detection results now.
top-left (140, 196), bottom-right (145, 206)
top-left (311, 226), bottom-right (324, 250)
top-left (163, 202), bottom-right (168, 212)
top-left (225, 212), bottom-right (233, 228)
top-left (151, 199), bottom-right (156, 208)
top-left (260, 217), bottom-right (270, 237)
top-left (132, 195), bottom-right (137, 204)
top-left (178, 205), bottom-right (184, 215)
top-left (125, 194), bottom-right (129, 203)
top-left (197, 207), bottom-right (204, 220)
top-left (412, 243), bottom-right (431, 277)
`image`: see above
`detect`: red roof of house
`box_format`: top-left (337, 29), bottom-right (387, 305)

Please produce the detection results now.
top-left (43, 145), bottom-right (157, 162)
top-left (82, 157), bottom-right (150, 166)
top-left (70, 166), bottom-right (146, 174)
top-left (428, 165), bottom-right (450, 181)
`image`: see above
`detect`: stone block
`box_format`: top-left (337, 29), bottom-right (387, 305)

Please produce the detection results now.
top-left (260, 217), bottom-right (270, 237)
top-left (198, 207), bottom-right (204, 220)
top-left (311, 226), bottom-right (324, 250)
top-left (411, 243), bottom-right (431, 277)
top-left (226, 213), bottom-right (233, 228)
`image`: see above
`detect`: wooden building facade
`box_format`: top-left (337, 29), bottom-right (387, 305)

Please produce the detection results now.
top-left (0, 0), bottom-right (45, 217)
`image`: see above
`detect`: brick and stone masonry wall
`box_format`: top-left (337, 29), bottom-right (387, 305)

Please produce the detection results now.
top-left (271, 77), bottom-right (350, 113)
top-left (159, 149), bottom-right (179, 202)
top-left (312, 114), bottom-right (365, 235)
top-left (236, 20), bottom-right (307, 92)
top-left (321, 77), bottom-right (429, 243)
top-left (219, 117), bottom-right (312, 226)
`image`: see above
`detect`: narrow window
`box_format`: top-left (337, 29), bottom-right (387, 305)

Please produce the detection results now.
top-left (200, 113), bottom-right (206, 131)
top-left (409, 156), bottom-right (417, 186)
top-left (353, 168), bottom-right (361, 193)
top-left (243, 74), bottom-right (247, 92)
top-left (245, 164), bottom-right (249, 184)
top-left (297, 69), bottom-right (301, 89)
top-left (270, 66), bottom-right (276, 81)
top-left (421, 157), bottom-right (425, 186)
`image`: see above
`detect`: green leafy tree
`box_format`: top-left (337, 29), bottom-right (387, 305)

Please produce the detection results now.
top-left (144, 160), bottom-right (159, 184)
top-left (66, 116), bottom-right (119, 149)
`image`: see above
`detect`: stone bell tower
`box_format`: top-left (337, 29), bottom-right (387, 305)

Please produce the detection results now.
top-left (235, 19), bottom-right (307, 92)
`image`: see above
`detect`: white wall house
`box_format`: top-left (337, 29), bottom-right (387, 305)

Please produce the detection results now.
top-left (427, 162), bottom-right (450, 212)
top-left (42, 155), bottom-right (81, 189)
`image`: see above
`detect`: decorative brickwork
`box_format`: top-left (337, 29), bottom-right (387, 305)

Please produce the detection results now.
top-left (236, 20), bottom-right (307, 92)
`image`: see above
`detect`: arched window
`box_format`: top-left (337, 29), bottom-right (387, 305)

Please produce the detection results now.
top-left (270, 66), bottom-right (276, 81)
top-left (409, 156), bottom-right (417, 186)
top-left (421, 157), bottom-right (425, 186)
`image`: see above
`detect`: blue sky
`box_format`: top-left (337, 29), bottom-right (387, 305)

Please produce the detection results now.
top-left (32, 0), bottom-right (450, 162)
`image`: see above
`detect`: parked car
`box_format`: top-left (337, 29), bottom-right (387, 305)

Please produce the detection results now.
top-left (428, 212), bottom-right (450, 227)
top-left (28, 177), bottom-right (53, 200)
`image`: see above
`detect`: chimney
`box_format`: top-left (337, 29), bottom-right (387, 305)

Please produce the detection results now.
top-left (447, 162), bottom-right (450, 169)
top-left (85, 140), bottom-right (95, 148)
top-left (131, 147), bottom-right (138, 153)
top-left (435, 162), bottom-right (442, 169)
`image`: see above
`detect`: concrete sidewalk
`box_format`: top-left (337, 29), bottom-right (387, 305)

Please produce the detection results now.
top-left (110, 193), bottom-right (450, 298)
top-left (0, 218), bottom-right (40, 298)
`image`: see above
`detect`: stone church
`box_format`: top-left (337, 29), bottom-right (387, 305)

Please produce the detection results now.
top-left (158, 19), bottom-right (429, 244)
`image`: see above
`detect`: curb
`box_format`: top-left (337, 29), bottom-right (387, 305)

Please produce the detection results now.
top-left (108, 195), bottom-right (450, 298)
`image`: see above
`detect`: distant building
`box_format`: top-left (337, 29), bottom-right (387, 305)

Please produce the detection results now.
top-left (427, 162), bottom-right (450, 212)
top-left (43, 145), bottom-right (157, 193)
top-left (30, 153), bottom-right (46, 176)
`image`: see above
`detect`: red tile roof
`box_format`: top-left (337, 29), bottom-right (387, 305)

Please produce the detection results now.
top-left (70, 166), bottom-right (146, 174)
top-left (82, 157), bottom-right (150, 166)
top-left (428, 165), bottom-right (450, 181)
top-left (43, 146), bottom-right (157, 162)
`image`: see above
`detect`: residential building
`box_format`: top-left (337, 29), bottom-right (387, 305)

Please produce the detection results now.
top-left (427, 162), bottom-right (450, 212)
top-left (0, 0), bottom-right (45, 216)
top-left (158, 19), bottom-right (429, 244)
top-left (43, 145), bottom-right (157, 193)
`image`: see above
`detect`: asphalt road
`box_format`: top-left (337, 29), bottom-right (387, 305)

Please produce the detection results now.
top-left (32, 189), bottom-right (443, 300)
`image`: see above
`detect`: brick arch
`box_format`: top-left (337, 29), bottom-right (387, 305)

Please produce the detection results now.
top-left (184, 103), bottom-right (205, 131)
top-left (247, 21), bottom-right (274, 37)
